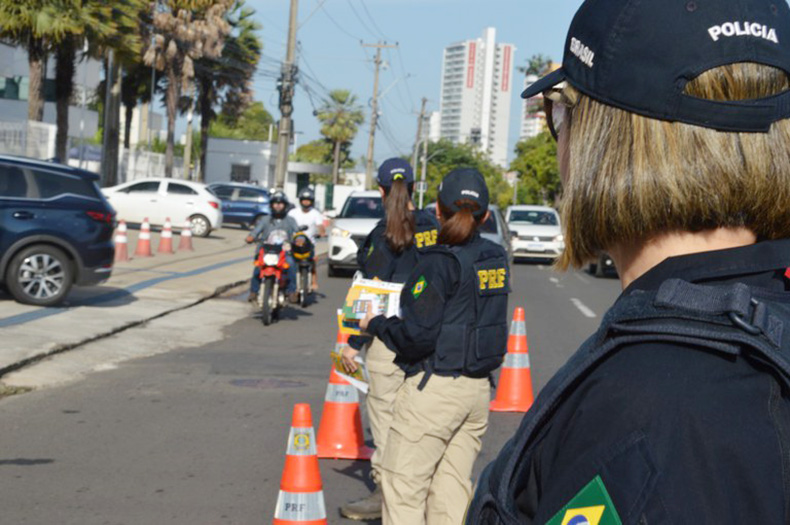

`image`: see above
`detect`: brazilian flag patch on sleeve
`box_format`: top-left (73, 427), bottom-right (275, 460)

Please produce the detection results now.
top-left (546, 476), bottom-right (622, 525)
top-left (411, 276), bottom-right (427, 299)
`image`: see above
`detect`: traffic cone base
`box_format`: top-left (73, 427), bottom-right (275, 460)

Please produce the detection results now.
top-left (316, 366), bottom-right (373, 460)
top-left (490, 307), bottom-right (535, 413)
top-left (274, 404), bottom-right (327, 524)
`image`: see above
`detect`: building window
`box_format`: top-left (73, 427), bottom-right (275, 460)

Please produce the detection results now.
top-left (230, 163), bottom-right (251, 182)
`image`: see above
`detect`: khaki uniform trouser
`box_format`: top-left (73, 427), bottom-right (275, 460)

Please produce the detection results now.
top-left (381, 372), bottom-right (490, 525)
top-left (365, 338), bottom-right (405, 484)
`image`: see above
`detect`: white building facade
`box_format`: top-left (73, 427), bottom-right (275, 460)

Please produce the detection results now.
top-left (439, 28), bottom-right (515, 168)
top-left (519, 74), bottom-right (547, 141)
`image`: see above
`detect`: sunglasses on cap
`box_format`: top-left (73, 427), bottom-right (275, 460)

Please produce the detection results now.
top-left (543, 86), bottom-right (573, 141)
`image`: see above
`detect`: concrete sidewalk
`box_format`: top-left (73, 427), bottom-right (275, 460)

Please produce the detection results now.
top-left (0, 225), bottom-right (327, 377)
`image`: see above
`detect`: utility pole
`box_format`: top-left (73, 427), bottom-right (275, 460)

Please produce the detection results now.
top-left (363, 42), bottom-right (398, 189)
top-left (412, 97), bottom-right (427, 172)
top-left (420, 130), bottom-right (428, 209)
top-left (273, 0), bottom-right (299, 191)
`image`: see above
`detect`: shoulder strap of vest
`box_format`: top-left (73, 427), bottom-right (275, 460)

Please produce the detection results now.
top-left (469, 278), bottom-right (790, 523)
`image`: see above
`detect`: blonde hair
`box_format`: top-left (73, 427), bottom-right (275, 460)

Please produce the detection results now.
top-left (558, 63), bottom-right (790, 270)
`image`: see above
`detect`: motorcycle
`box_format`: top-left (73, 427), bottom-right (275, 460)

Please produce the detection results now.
top-left (291, 230), bottom-right (315, 308)
top-left (256, 241), bottom-right (289, 325)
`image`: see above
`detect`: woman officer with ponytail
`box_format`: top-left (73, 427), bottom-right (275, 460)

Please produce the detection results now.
top-left (340, 157), bottom-right (439, 521)
top-left (359, 168), bottom-right (510, 524)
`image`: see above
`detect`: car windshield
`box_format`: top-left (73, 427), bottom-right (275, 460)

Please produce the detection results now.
top-left (509, 210), bottom-right (558, 225)
top-left (481, 213), bottom-right (498, 234)
top-left (340, 196), bottom-right (384, 219)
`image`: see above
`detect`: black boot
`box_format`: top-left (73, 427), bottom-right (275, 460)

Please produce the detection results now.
top-left (340, 486), bottom-right (382, 520)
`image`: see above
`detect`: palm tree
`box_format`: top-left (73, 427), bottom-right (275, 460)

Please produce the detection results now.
top-left (194, 0), bottom-right (261, 182)
top-left (144, 0), bottom-right (233, 178)
top-left (518, 54), bottom-right (553, 77)
top-left (316, 90), bottom-right (365, 185)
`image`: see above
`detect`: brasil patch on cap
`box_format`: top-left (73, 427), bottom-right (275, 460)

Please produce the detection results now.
top-left (546, 476), bottom-right (622, 525)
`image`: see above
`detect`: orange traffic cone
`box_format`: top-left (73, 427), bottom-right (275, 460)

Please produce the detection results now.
top-left (490, 307), bottom-right (534, 412)
top-left (158, 217), bottom-right (174, 254)
top-left (178, 219), bottom-right (194, 251)
top-left (316, 367), bottom-right (374, 460)
top-left (134, 218), bottom-right (153, 258)
top-left (114, 220), bottom-right (130, 262)
top-left (273, 404), bottom-right (327, 524)
top-left (334, 330), bottom-right (349, 356)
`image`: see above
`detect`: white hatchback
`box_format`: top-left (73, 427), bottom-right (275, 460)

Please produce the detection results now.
top-left (506, 205), bottom-right (564, 260)
top-left (102, 178), bottom-right (223, 237)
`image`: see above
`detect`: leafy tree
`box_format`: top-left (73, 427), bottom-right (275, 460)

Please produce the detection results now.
top-left (144, 0), bottom-right (233, 177)
top-left (509, 132), bottom-right (561, 206)
top-left (518, 53), bottom-right (553, 76)
top-left (417, 139), bottom-right (513, 209)
top-left (208, 101), bottom-right (275, 141)
top-left (316, 89), bottom-right (365, 184)
top-left (292, 140), bottom-right (332, 165)
top-left (194, 0), bottom-right (261, 182)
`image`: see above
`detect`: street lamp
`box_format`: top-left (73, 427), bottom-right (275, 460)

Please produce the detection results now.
top-left (419, 145), bottom-right (445, 209)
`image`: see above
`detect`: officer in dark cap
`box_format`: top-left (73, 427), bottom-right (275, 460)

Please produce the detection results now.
top-left (468, 0), bottom-right (790, 523)
top-left (340, 157), bottom-right (439, 521)
top-left (359, 167), bottom-right (510, 524)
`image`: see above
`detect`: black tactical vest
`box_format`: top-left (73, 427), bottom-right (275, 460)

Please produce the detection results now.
top-left (360, 209), bottom-right (439, 283)
top-left (466, 278), bottom-right (790, 523)
top-left (428, 236), bottom-right (511, 380)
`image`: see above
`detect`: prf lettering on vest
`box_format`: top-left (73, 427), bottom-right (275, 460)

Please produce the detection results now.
top-left (708, 22), bottom-right (779, 43)
top-left (478, 268), bottom-right (507, 291)
top-left (415, 229), bottom-right (438, 249)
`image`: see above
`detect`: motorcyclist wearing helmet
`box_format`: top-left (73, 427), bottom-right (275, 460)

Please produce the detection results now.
top-left (287, 187), bottom-right (325, 291)
top-left (245, 191), bottom-right (299, 303)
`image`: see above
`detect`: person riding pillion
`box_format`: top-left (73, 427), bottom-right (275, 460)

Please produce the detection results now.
top-left (287, 187), bottom-right (325, 291)
top-left (359, 167), bottom-right (510, 524)
top-left (468, 0), bottom-right (790, 523)
top-left (339, 157), bottom-right (440, 521)
top-left (245, 191), bottom-right (299, 303)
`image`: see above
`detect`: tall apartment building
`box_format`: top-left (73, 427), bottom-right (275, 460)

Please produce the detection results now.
top-left (439, 28), bottom-right (515, 168)
top-left (520, 74), bottom-right (546, 140)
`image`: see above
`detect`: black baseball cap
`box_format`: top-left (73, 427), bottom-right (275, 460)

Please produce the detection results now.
top-left (438, 168), bottom-right (489, 218)
top-left (523, 0), bottom-right (790, 132)
top-left (377, 158), bottom-right (414, 187)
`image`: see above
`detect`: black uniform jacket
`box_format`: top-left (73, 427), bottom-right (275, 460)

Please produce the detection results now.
top-left (513, 241), bottom-right (790, 523)
top-left (367, 240), bottom-right (462, 370)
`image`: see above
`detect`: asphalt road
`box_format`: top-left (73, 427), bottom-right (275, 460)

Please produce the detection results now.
top-left (0, 261), bottom-right (621, 524)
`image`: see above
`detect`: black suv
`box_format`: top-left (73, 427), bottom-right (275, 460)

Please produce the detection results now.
top-left (0, 155), bottom-right (115, 306)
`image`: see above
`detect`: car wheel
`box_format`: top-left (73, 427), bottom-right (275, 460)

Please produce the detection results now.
top-left (6, 245), bottom-right (73, 306)
top-left (190, 215), bottom-right (211, 237)
top-left (588, 262), bottom-right (598, 276)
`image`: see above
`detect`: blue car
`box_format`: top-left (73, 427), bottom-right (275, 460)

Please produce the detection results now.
top-left (208, 183), bottom-right (270, 229)
top-left (0, 155), bottom-right (115, 306)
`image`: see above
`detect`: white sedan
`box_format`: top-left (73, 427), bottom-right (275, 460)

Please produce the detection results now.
top-left (102, 178), bottom-right (223, 237)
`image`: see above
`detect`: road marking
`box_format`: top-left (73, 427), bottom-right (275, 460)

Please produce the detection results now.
top-left (538, 265), bottom-right (545, 270)
top-left (571, 298), bottom-right (596, 318)
top-left (573, 272), bottom-right (590, 284)
top-left (549, 277), bottom-right (559, 284)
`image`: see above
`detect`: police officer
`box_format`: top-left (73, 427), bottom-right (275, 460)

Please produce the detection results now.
top-left (360, 168), bottom-right (510, 524)
top-left (340, 157), bottom-right (439, 521)
top-left (245, 191), bottom-right (299, 303)
top-left (468, 0), bottom-right (790, 523)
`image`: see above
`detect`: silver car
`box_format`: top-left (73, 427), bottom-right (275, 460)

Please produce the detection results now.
top-left (506, 205), bottom-right (564, 261)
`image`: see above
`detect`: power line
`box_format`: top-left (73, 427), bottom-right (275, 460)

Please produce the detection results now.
top-left (319, 2), bottom-right (365, 42)
top-left (346, 0), bottom-right (379, 40)
top-left (357, 0), bottom-right (393, 42)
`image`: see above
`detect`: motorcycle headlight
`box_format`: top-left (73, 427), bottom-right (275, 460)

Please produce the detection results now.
top-left (331, 227), bottom-right (350, 238)
top-left (263, 253), bottom-right (280, 266)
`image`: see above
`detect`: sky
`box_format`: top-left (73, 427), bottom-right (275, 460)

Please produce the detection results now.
top-left (245, 0), bottom-right (584, 170)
